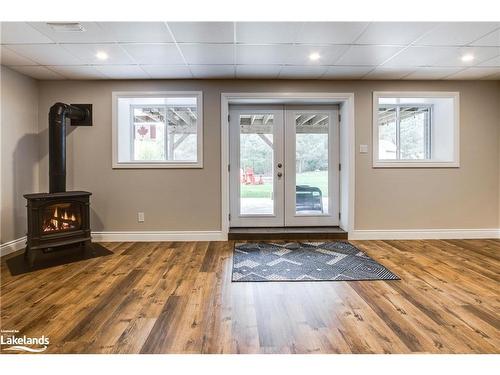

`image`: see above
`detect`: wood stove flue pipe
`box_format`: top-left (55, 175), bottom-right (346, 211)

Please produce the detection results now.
top-left (48, 102), bottom-right (91, 193)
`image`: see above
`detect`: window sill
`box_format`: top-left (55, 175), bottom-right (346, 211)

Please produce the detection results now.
top-left (112, 161), bottom-right (203, 169)
top-left (373, 160), bottom-right (460, 168)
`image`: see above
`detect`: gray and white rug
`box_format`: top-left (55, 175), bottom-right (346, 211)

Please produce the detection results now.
top-left (232, 241), bottom-right (399, 282)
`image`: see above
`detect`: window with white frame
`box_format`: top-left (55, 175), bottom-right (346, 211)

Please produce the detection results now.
top-left (113, 92), bottom-right (203, 168)
top-left (373, 92), bottom-right (459, 168)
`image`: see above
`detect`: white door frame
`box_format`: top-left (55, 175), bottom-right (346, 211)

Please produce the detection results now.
top-left (221, 92), bottom-right (355, 238)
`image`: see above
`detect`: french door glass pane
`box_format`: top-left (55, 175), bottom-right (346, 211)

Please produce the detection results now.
top-left (239, 114), bottom-right (274, 215)
top-left (295, 113), bottom-right (329, 215)
top-left (378, 107), bottom-right (397, 159)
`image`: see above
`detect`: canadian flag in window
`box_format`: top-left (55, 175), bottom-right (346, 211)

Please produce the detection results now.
top-left (135, 124), bottom-right (156, 140)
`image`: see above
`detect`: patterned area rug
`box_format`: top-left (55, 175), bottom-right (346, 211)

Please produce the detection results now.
top-left (232, 241), bottom-right (399, 282)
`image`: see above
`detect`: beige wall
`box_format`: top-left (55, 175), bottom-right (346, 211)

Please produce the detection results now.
top-left (34, 79), bottom-right (500, 232)
top-left (1, 66), bottom-right (39, 243)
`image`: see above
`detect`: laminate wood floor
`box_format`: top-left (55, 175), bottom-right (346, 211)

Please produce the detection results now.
top-left (1, 239), bottom-right (499, 354)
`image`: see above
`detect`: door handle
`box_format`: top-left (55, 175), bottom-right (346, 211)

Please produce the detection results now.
top-left (277, 172), bottom-right (283, 178)
top-left (277, 163), bottom-right (282, 168)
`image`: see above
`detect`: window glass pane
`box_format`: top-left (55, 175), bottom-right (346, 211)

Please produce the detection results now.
top-left (167, 101), bottom-right (198, 161)
top-left (295, 113), bottom-right (329, 215)
top-left (399, 107), bottom-right (430, 160)
top-left (133, 106), bottom-right (166, 161)
top-left (378, 107), bottom-right (397, 160)
top-left (239, 114), bottom-right (274, 215)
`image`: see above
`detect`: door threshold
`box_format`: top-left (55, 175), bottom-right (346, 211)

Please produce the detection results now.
top-left (228, 226), bottom-right (348, 241)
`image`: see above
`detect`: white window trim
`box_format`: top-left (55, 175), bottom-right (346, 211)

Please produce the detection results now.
top-left (112, 91), bottom-right (203, 169)
top-left (372, 91), bottom-right (460, 168)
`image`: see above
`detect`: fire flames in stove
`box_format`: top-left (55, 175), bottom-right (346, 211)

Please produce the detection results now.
top-left (43, 206), bottom-right (78, 232)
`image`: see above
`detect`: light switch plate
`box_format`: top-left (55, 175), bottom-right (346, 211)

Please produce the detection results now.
top-left (359, 144), bottom-right (369, 154)
top-left (138, 212), bottom-right (145, 222)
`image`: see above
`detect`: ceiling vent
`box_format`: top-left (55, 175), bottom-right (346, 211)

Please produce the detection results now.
top-left (46, 22), bottom-right (86, 32)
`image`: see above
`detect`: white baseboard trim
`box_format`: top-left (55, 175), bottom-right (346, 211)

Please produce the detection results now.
top-left (0, 236), bottom-right (26, 257)
top-left (92, 230), bottom-right (227, 242)
top-left (2, 229), bottom-right (497, 257)
top-left (349, 228), bottom-right (500, 240)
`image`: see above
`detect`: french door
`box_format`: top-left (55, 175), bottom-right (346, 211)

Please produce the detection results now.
top-left (229, 105), bottom-right (339, 227)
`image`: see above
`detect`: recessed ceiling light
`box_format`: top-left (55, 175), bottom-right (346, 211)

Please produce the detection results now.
top-left (309, 52), bottom-right (321, 61)
top-left (461, 54), bottom-right (475, 62)
top-left (96, 51), bottom-right (109, 61)
top-left (47, 22), bottom-right (85, 32)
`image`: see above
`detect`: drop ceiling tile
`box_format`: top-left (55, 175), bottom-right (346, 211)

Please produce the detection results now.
top-left (405, 67), bottom-right (463, 79)
top-left (29, 22), bottom-right (116, 43)
top-left (414, 22), bottom-right (500, 46)
top-left (471, 28), bottom-right (500, 46)
top-left (5, 44), bottom-right (82, 65)
top-left (189, 65), bottom-right (235, 78)
top-left (433, 46), bottom-right (500, 66)
top-left (478, 55), bottom-right (500, 66)
top-left (322, 66), bottom-right (374, 79)
top-left (140, 65), bottom-right (192, 79)
top-left (288, 45), bottom-right (350, 65)
top-left (0, 46), bottom-right (37, 65)
top-left (94, 65), bottom-right (150, 79)
top-left (278, 65), bottom-right (328, 79)
top-left (168, 22), bottom-right (234, 43)
top-left (296, 22), bottom-right (368, 44)
top-left (46, 65), bottom-right (107, 79)
top-left (179, 44), bottom-right (234, 65)
top-left (382, 46), bottom-right (452, 67)
top-left (235, 22), bottom-right (302, 44)
top-left (355, 22), bottom-right (438, 45)
top-left (445, 67), bottom-right (500, 79)
top-left (235, 44), bottom-right (293, 65)
top-left (120, 43), bottom-right (184, 65)
top-left (61, 44), bottom-right (134, 65)
top-left (97, 22), bottom-right (173, 43)
top-left (364, 67), bottom-right (415, 79)
top-left (235, 65), bottom-right (281, 78)
top-left (384, 46), bottom-right (500, 67)
top-left (1, 22), bottom-right (54, 44)
top-left (10, 66), bottom-right (65, 80)
top-left (335, 45), bottom-right (403, 66)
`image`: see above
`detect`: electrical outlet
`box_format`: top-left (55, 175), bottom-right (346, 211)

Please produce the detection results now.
top-left (137, 212), bottom-right (145, 222)
top-left (359, 144), bottom-right (369, 154)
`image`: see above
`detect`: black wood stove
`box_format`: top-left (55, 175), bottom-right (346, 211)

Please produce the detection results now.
top-left (24, 102), bottom-right (92, 265)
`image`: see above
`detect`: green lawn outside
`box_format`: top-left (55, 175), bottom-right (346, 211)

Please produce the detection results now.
top-left (240, 170), bottom-right (328, 198)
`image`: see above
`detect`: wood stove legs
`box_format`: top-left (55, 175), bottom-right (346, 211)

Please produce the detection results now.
top-left (24, 246), bottom-right (35, 267)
